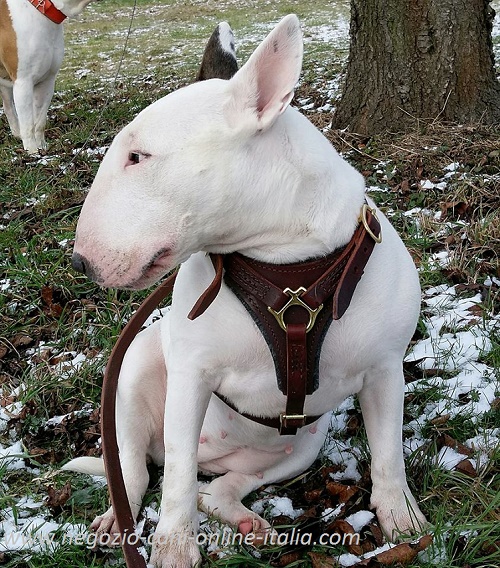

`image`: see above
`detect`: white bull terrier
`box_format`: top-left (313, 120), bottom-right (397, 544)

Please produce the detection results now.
top-left (68, 15), bottom-right (427, 568)
top-left (0, 0), bottom-right (94, 154)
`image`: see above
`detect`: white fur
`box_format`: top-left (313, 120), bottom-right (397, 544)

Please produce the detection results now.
top-left (217, 21), bottom-right (236, 59)
top-left (70, 15), bottom-right (427, 568)
top-left (62, 455), bottom-right (105, 476)
top-left (0, 0), bottom-right (93, 154)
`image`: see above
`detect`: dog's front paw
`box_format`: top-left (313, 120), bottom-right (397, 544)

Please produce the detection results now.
top-left (238, 516), bottom-right (277, 546)
top-left (371, 487), bottom-right (428, 540)
top-left (89, 507), bottom-right (121, 547)
top-left (150, 530), bottom-right (201, 568)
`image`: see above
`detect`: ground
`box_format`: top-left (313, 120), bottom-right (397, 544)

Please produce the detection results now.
top-left (0, 1), bottom-right (499, 567)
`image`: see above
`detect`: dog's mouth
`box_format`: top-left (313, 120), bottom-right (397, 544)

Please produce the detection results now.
top-left (124, 247), bottom-right (174, 290)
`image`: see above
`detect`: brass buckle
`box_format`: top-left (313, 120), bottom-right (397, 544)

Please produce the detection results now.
top-left (268, 287), bottom-right (323, 333)
top-left (280, 413), bottom-right (306, 427)
top-left (359, 203), bottom-right (382, 244)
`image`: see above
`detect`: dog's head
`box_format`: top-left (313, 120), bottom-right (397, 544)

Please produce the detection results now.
top-left (72, 15), bottom-right (304, 289)
top-left (55, 0), bottom-right (95, 18)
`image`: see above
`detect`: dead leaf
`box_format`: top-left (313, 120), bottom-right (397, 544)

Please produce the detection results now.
top-left (467, 304), bottom-right (484, 318)
top-left (368, 523), bottom-right (385, 547)
top-left (326, 481), bottom-right (359, 503)
top-left (400, 179), bottom-right (411, 195)
top-left (321, 465), bottom-right (343, 479)
top-left (361, 539), bottom-right (376, 554)
top-left (429, 414), bottom-right (451, 426)
top-left (11, 334), bottom-right (34, 349)
top-left (308, 551), bottom-right (339, 567)
top-left (29, 447), bottom-right (49, 458)
top-left (346, 413), bottom-right (362, 436)
top-left (0, 395), bottom-right (15, 408)
top-left (438, 433), bottom-right (472, 457)
top-left (41, 286), bottom-right (64, 318)
top-left (304, 488), bottom-right (323, 502)
top-left (297, 506), bottom-right (318, 521)
top-left (0, 345), bottom-right (8, 360)
top-left (46, 482), bottom-right (72, 509)
top-left (440, 200), bottom-right (470, 219)
top-left (48, 353), bottom-right (74, 366)
top-left (274, 550), bottom-right (303, 566)
top-left (413, 156), bottom-right (424, 180)
top-left (481, 540), bottom-right (500, 555)
top-left (348, 542), bottom-right (364, 556)
top-left (325, 519), bottom-right (355, 536)
top-left (455, 459), bottom-right (477, 478)
top-left (373, 535), bottom-right (433, 565)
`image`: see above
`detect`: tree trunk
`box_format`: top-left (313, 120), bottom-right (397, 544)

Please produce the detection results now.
top-left (333, 0), bottom-right (500, 134)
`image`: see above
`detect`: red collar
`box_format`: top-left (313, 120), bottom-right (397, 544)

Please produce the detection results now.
top-left (28, 0), bottom-right (67, 24)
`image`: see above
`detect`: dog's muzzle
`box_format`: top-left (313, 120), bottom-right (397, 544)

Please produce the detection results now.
top-left (71, 252), bottom-right (100, 282)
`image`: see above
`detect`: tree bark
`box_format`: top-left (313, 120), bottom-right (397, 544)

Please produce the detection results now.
top-left (333, 0), bottom-right (500, 134)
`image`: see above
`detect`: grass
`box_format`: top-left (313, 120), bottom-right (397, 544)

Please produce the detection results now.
top-left (1, 0), bottom-right (499, 566)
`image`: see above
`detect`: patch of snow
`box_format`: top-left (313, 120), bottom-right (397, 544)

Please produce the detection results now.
top-left (251, 495), bottom-right (303, 520)
top-left (45, 403), bottom-right (94, 429)
top-left (338, 552), bottom-right (364, 566)
top-left (322, 505), bottom-right (343, 523)
top-left (0, 441), bottom-right (27, 471)
top-left (436, 446), bottom-right (468, 470)
top-left (323, 438), bottom-right (362, 483)
top-left (484, 276), bottom-right (500, 287)
top-left (344, 510), bottom-right (375, 532)
top-left (420, 180), bottom-right (447, 190)
top-left (406, 330), bottom-right (491, 371)
top-left (268, 496), bottom-right (303, 519)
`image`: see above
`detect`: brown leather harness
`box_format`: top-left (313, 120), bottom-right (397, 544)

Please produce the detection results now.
top-left (100, 201), bottom-right (381, 567)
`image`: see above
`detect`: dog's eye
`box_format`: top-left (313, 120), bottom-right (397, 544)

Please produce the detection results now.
top-left (127, 151), bottom-right (149, 166)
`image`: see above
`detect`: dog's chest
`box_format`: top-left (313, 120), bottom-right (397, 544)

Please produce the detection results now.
top-left (184, 308), bottom-right (366, 419)
top-left (170, 254), bottom-right (369, 419)
top-left (216, 337), bottom-right (365, 416)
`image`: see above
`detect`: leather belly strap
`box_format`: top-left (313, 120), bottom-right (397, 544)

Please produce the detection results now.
top-left (189, 202), bottom-right (381, 434)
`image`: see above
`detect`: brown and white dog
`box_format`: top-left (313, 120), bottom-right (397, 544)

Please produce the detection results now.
top-left (0, 0), bottom-right (93, 154)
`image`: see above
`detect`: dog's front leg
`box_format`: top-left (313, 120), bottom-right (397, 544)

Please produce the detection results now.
top-left (12, 79), bottom-right (38, 154)
top-left (32, 75), bottom-right (57, 151)
top-left (150, 363), bottom-right (211, 568)
top-left (359, 362), bottom-right (427, 540)
top-left (0, 85), bottom-right (20, 138)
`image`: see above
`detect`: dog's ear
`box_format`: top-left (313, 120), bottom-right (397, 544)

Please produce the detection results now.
top-left (197, 22), bottom-right (238, 81)
top-left (225, 14), bottom-right (302, 131)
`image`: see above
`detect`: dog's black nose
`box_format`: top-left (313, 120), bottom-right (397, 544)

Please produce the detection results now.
top-left (71, 252), bottom-right (88, 275)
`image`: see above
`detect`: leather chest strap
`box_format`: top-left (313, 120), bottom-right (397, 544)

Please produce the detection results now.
top-left (223, 204), bottom-right (381, 320)
top-left (282, 322), bottom-right (308, 434)
top-left (187, 203), bottom-right (381, 323)
top-left (214, 390), bottom-right (321, 432)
